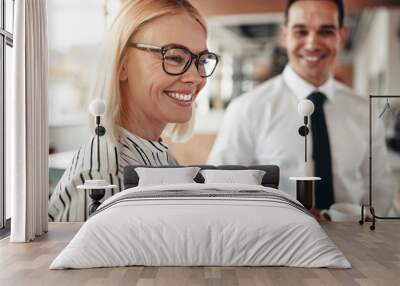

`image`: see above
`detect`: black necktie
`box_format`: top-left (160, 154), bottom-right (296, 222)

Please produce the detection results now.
top-left (308, 91), bottom-right (335, 209)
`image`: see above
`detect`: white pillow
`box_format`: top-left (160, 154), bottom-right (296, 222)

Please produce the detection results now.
top-left (136, 167), bottom-right (200, 186)
top-left (200, 169), bottom-right (266, 185)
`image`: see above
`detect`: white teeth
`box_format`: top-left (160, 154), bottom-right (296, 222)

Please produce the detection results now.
top-left (304, 56), bottom-right (320, 62)
top-left (165, 92), bottom-right (193, 102)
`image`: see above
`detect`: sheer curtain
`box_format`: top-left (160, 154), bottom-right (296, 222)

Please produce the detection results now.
top-left (8, 0), bottom-right (48, 242)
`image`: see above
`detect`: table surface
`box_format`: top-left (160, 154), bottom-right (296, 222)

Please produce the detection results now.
top-left (0, 222), bottom-right (399, 286)
top-left (289, 177), bottom-right (321, 180)
top-left (49, 150), bottom-right (75, 170)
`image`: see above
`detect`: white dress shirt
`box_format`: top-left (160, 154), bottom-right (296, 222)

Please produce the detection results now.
top-left (208, 65), bottom-right (394, 214)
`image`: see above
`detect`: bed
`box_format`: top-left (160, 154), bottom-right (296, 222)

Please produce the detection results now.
top-left (50, 165), bottom-right (350, 269)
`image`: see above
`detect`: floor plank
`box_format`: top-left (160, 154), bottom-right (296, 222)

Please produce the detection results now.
top-left (0, 222), bottom-right (399, 286)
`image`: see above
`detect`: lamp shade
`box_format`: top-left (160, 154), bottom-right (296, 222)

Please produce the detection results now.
top-left (298, 99), bottom-right (314, 116)
top-left (89, 98), bottom-right (106, 117)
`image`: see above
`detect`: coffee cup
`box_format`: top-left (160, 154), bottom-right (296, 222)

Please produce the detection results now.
top-left (320, 203), bottom-right (361, 222)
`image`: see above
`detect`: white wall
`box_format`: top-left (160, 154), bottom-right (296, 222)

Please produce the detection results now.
top-left (49, 125), bottom-right (91, 153)
top-left (387, 10), bottom-right (400, 94)
top-left (354, 9), bottom-right (400, 96)
top-left (353, 9), bottom-right (400, 207)
top-left (48, 0), bottom-right (121, 154)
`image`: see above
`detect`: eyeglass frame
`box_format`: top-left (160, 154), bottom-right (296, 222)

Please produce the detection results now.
top-left (126, 43), bottom-right (219, 78)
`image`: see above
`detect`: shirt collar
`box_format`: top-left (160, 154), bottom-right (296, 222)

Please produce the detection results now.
top-left (283, 64), bottom-right (335, 103)
top-left (117, 125), bottom-right (167, 149)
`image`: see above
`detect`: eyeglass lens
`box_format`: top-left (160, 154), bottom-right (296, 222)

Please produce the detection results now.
top-left (163, 48), bottom-right (218, 77)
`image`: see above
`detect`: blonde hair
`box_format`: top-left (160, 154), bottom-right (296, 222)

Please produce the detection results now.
top-left (91, 0), bottom-right (207, 143)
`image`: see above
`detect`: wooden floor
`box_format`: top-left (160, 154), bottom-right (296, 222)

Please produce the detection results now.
top-left (0, 222), bottom-right (399, 286)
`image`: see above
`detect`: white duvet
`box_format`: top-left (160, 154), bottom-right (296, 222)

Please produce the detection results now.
top-left (50, 183), bottom-right (351, 269)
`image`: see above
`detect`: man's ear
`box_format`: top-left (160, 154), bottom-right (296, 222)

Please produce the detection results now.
top-left (279, 24), bottom-right (288, 48)
top-left (119, 57), bottom-right (129, 81)
top-left (338, 25), bottom-right (349, 49)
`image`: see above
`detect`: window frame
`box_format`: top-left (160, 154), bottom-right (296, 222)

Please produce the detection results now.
top-left (0, 0), bottom-right (14, 233)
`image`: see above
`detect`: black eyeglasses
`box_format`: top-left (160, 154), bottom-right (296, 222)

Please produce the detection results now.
top-left (127, 43), bottom-right (219, 78)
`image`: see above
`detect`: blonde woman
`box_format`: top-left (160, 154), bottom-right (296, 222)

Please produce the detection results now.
top-left (48, 0), bottom-right (219, 222)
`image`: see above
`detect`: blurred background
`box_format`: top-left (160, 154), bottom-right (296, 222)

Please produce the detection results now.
top-left (47, 0), bottom-right (400, 214)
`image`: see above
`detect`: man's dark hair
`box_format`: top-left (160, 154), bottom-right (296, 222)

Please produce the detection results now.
top-left (284, 0), bottom-right (345, 27)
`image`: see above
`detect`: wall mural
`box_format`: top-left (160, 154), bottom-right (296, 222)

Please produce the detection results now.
top-left (47, 0), bottom-right (400, 219)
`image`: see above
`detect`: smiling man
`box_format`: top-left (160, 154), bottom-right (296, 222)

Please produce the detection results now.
top-left (283, 0), bottom-right (347, 86)
top-left (208, 0), bottom-right (394, 219)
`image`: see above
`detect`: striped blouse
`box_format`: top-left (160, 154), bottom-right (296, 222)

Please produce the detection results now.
top-left (48, 127), bottom-right (178, 222)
